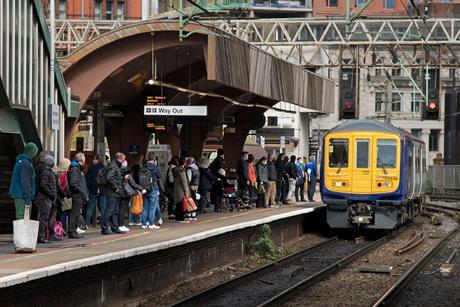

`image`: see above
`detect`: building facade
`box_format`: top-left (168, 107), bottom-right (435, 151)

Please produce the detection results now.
top-left (40, 0), bottom-right (142, 20)
top-left (313, 0), bottom-right (405, 17)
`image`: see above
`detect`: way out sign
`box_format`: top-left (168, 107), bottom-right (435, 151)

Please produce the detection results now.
top-left (144, 106), bottom-right (207, 116)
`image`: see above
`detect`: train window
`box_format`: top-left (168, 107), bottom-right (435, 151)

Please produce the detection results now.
top-left (329, 139), bottom-right (348, 168)
top-left (377, 139), bottom-right (397, 168)
top-left (356, 139), bottom-right (369, 168)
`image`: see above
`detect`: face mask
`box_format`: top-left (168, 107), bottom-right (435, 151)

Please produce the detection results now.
top-left (122, 160), bottom-right (128, 168)
top-left (262, 161), bottom-right (267, 165)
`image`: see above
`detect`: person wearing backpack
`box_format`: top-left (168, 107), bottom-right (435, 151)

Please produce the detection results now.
top-left (84, 155), bottom-right (107, 226)
top-left (141, 152), bottom-right (161, 229)
top-left (68, 153), bottom-right (89, 239)
top-left (101, 152), bottom-right (126, 235)
top-left (9, 142), bottom-right (38, 220)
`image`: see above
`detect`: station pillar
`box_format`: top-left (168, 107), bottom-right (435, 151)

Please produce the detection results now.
top-left (223, 126), bottom-right (249, 174)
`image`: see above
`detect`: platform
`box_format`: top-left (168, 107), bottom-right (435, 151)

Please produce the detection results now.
top-left (0, 203), bottom-right (324, 290)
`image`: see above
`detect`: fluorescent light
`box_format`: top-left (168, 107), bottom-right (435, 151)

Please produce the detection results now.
top-left (127, 73), bottom-right (142, 83)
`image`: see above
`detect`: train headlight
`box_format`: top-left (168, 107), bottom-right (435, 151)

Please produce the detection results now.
top-left (333, 181), bottom-right (348, 187)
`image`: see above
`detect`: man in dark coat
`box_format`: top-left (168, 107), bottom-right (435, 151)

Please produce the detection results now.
top-left (85, 155), bottom-right (107, 226)
top-left (68, 152), bottom-right (89, 239)
top-left (101, 152), bottom-right (125, 235)
top-left (9, 142), bottom-right (38, 220)
top-left (209, 148), bottom-right (225, 175)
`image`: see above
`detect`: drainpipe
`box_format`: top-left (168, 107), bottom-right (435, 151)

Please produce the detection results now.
top-left (50, 0), bottom-right (56, 154)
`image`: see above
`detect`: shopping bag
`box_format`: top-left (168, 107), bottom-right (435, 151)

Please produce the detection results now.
top-left (182, 195), bottom-right (197, 212)
top-left (130, 194), bottom-right (143, 215)
top-left (13, 205), bottom-right (39, 253)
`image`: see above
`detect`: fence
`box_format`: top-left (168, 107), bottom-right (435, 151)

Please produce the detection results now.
top-left (427, 165), bottom-right (460, 198)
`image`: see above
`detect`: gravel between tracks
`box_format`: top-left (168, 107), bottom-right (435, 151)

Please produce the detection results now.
top-left (284, 216), bottom-right (457, 307)
top-left (132, 233), bottom-right (326, 307)
top-left (394, 228), bottom-right (460, 307)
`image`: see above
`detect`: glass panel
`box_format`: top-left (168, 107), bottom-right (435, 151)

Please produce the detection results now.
top-left (106, 1), bottom-right (113, 20)
top-left (117, 2), bottom-right (125, 20)
top-left (356, 139), bottom-right (369, 168)
top-left (377, 139), bottom-right (397, 168)
top-left (328, 139), bottom-right (348, 168)
top-left (95, 1), bottom-right (102, 20)
top-left (59, 0), bottom-right (67, 19)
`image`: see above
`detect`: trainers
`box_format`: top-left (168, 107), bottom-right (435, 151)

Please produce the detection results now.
top-left (135, 222), bottom-right (142, 226)
top-left (157, 218), bottom-right (163, 226)
top-left (129, 222), bottom-right (135, 226)
top-left (119, 226), bottom-right (130, 232)
top-left (142, 225), bottom-right (148, 229)
top-left (149, 225), bottom-right (160, 229)
top-left (76, 227), bottom-right (86, 234)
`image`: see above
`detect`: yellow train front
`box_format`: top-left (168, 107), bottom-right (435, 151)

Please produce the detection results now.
top-left (320, 120), bottom-right (426, 230)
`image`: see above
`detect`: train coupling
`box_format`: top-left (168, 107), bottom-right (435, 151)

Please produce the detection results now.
top-left (349, 203), bottom-right (373, 225)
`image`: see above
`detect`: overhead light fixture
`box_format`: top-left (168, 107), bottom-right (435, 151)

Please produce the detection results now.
top-left (147, 79), bottom-right (155, 86)
top-left (109, 67), bottom-right (123, 78)
top-left (127, 73), bottom-right (142, 83)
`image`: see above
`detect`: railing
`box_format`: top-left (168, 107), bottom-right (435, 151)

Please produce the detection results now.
top-left (427, 165), bottom-right (460, 198)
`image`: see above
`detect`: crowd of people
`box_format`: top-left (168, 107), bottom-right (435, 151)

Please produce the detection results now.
top-left (8, 143), bottom-right (318, 244)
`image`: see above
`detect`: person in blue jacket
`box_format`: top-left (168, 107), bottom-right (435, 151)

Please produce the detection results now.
top-left (305, 155), bottom-right (318, 202)
top-left (9, 142), bottom-right (39, 220)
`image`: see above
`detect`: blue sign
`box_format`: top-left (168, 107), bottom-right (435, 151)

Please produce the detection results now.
top-left (128, 145), bottom-right (140, 155)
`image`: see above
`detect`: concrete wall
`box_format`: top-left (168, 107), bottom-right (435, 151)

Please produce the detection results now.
top-left (0, 209), bottom-right (325, 307)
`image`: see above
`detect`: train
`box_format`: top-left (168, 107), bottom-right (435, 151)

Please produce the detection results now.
top-left (320, 120), bottom-right (426, 230)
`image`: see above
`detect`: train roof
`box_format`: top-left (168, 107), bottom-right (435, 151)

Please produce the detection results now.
top-left (325, 120), bottom-right (423, 142)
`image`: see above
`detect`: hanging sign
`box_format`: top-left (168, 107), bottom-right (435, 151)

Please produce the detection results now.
top-left (144, 106), bottom-right (207, 116)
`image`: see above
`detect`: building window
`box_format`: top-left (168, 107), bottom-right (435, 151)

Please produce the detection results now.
top-left (411, 92), bottom-right (421, 112)
top-left (449, 68), bottom-right (456, 79)
top-left (392, 68), bottom-right (401, 76)
top-left (375, 68), bottom-right (384, 77)
top-left (267, 116), bottom-right (278, 127)
top-left (429, 129), bottom-right (440, 151)
top-left (385, 0), bottom-right (395, 9)
top-left (95, 0), bottom-right (102, 20)
top-left (411, 129), bottom-right (421, 139)
top-left (327, 0), bottom-right (338, 7)
top-left (392, 93), bottom-right (402, 112)
top-left (375, 92), bottom-right (384, 112)
top-left (106, 1), bottom-right (113, 20)
top-left (117, 2), bottom-right (125, 20)
top-left (58, 0), bottom-right (67, 19)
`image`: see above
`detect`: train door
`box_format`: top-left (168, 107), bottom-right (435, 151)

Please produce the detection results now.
top-left (372, 136), bottom-right (400, 193)
top-left (352, 136), bottom-right (372, 194)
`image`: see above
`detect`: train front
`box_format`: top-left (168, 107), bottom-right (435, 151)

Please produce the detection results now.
top-left (320, 129), bottom-right (404, 230)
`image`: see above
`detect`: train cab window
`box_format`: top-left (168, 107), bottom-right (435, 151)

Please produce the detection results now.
top-left (329, 139), bottom-right (348, 168)
top-left (377, 139), bottom-right (397, 168)
top-left (356, 139), bottom-right (369, 168)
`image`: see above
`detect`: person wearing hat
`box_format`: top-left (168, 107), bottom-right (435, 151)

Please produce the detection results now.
top-left (9, 142), bottom-right (39, 220)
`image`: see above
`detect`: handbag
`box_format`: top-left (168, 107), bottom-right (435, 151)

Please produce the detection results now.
top-left (123, 181), bottom-right (137, 197)
top-left (182, 195), bottom-right (197, 212)
top-left (130, 194), bottom-right (143, 215)
top-left (13, 205), bottom-right (39, 253)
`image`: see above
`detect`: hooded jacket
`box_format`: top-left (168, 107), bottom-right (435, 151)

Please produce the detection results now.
top-left (187, 163), bottom-right (200, 187)
top-left (85, 162), bottom-right (106, 194)
top-left (68, 161), bottom-right (89, 201)
top-left (198, 166), bottom-right (215, 192)
top-left (37, 158), bottom-right (57, 202)
top-left (9, 154), bottom-right (36, 204)
top-left (145, 161), bottom-right (161, 193)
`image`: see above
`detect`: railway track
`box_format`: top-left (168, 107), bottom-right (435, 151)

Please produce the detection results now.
top-left (172, 227), bottom-right (407, 307)
top-left (373, 225), bottom-right (460, 307)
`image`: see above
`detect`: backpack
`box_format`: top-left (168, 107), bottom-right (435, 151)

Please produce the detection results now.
top-left (96, 167), bottom-right (108, 186)
top-left (59, 172), bottom-right (71, 198)
top-left (138, 167), bottom-right (153, 192)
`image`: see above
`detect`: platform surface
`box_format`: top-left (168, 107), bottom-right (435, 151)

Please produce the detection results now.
top-left (0, 203), bottom-right (324, 287)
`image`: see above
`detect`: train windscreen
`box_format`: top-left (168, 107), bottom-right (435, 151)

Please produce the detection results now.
top-left (328, 139), bottom-right (348, 168)
top-left (377, 139), bottom-right (397, 168)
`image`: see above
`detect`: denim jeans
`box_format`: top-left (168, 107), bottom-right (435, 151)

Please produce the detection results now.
top-left (85, 192), bottom-right (107, 225)
top-left (142, 192), bottom-right (159, 226)
top-left (129, 199), bottom-right (141, 224)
